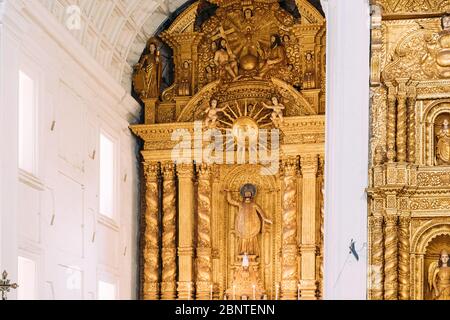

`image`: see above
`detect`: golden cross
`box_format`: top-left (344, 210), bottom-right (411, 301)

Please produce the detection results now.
top-left (211, 26), bottom-right (235, 42)
top-left (0, 270), bottom-right (18, 300)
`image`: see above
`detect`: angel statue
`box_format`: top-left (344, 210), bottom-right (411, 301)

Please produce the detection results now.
top-left (262, 96), bottom-right (285, 128)
top-left (203, 99), bottom-right (226, 129)
top-left (225, 184), bottom-right (272, 257)
top-left (428, 249), bottom-right (450, 300)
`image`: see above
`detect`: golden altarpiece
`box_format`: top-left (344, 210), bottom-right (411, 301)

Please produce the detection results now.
top-left (369, 0), bottom-right (450, 300)
top-left (130, 0), bottom-right (325, 300)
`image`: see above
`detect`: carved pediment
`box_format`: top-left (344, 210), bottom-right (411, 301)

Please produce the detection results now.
top-left (382, 25), bottom-right (450, 83)
top-left (374, 0), bottom-right (450, 16)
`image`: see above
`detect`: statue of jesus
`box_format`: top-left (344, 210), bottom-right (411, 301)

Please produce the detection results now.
top-left (225, 184), bottom-right (272, 257)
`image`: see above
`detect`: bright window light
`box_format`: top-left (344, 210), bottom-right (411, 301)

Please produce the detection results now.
top-left (17, 256), bottom-right (37, 300)
top-left (18, 70), bottom-right (37, 174)
top-left (99, 133), bottom-right (115, 218)
top-left (98, 280), bottom-right (116, 300)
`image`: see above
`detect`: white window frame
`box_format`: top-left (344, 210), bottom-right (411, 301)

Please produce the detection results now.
top-left (17, 253), bottom-right (39, 300)
top-left (98, 127), bottom-right (119, 224)
top-left (17, 66), bottom-right (39, 178)
top-left (97, 271), bottom-right (118, 300)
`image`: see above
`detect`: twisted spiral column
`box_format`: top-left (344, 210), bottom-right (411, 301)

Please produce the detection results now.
top-left (383, 215), bottom-right (398, 300)
top-left (398, 215), bottom-right (411, 300)
top-left (142, 163), bottom-right (160, 300)
top-left (386, 85), bottom-right (397, 162)
top-left (407, 88), bottom-right (416, 163)
top-left (196, 164), bottom-right (213, 300)
top-left (396, 91), bottom-right (407, 163)
top-left (161, 162), bottom-right (177, 300)
top-left (281, 157), bottom-right (299, 300)
top-left (369, 215), bottom-right (384, 300)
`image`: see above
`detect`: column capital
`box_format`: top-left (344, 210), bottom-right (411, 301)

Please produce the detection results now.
top-left (281, 157), bottom-right (299, 175)
top-left (384, 214), bottom-right (398, 225)
top-left (144, 162), bottom-right (159, 182)
top-left (162, 162), bottom-right (175, 178)
top-left (300, 154), bottom-right (318, 174)
top-left (176, 163), bottom-right (194, 178)
top-left (197, 163), bottom-right (211, 177)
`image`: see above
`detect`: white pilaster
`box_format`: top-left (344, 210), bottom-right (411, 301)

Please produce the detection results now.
top-left (323, 0), bottom-right (370, 300)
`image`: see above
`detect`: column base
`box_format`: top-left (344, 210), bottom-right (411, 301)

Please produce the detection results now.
top-left (196, 281), bottom-right (213, 300)
top-left (299, 280), bottom-right (318, 300)
top-left (160, 281), bottom-right (177, 300)
top-left (177, 281), bottom-right (194, 300)
top-left (143, 282), bottom-right (159, 300)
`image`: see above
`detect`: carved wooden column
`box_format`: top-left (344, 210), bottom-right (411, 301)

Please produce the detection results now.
top-left (177, 163), bottom-right (195, 300)
top-left (299, 154), bottom-right (318, 300)
top-left (407, 85), bottom-right (417, 163)
top-left (281, 157), bottom-right (299, 300)
top-left (161, 162), bottom-right (177, 300)
top-left (369, 215), bottom-right (384, 300)
top-left (396, 80), bottom-right (408, 163)
top-left (196, 164), bottom-right (213, 300)
top-left (142, 163), bottom-right (160, 300)
top-left (398, 215), bottom-right (411, 300)
top-left (383, 214), bottom-right (398, 300)
top-left (386, 83), bottom-right (397, 162)
top-left (317, 156), bottom-right (324, 299)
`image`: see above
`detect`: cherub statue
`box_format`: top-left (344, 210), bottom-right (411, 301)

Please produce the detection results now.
top-left (428, 249), bottom-right (450, 300)
top-left (262, 96), bottom-right (285, 128)
top-left (204, 99), bottom-right (226, 129)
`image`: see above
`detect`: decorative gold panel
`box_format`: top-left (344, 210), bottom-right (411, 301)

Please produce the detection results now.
top-left (130, 0), bottom-right (325, 300)
top-left (369, 2), bottom-right (450, 300)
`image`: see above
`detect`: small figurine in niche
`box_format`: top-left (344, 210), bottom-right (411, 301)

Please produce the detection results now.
top-left (133, 38), bottom-right (162, 99)
top-left (436, 118), bottom-right (450, 165)
top-left (262, 96), bottom-right (285, 128)
top-left (428, 249), bottom-right (450, 300)
top-left (204, 99), bottom-right (226, 129)
top-left (205, 65), bottom-right (215, 83)
top-left (442, 14), bottom-right (450, 32)
top-left (303, 51), bottom-right (316, 89)
top-left (178, 60), bottom-right (191, 96)
top-left (214, 39), bottom-right (239, 79)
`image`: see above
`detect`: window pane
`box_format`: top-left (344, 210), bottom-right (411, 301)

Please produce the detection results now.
top-left (18, 256), bottom-right (37, 300)
top-left (99, 133), bottom-right (114, 218)
top-left (18, 70), bottom-right (36, 174)
top-left (98, 280), bottom-right (116, 300)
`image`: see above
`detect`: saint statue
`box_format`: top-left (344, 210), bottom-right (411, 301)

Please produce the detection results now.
top-left (262, 96), bottom-right (285, 128)
top-left (436, 119), bottom-right (450, 165)
top-left (225, 184), bottom-right (272, 256)
top-left (259, 34), bottom-right (287, 77)
top-left (178, 60), bottom-right (191, 96)
top-left (133, 39), bottom-right (162, 99)
top-left (213, 39), bottom-right (239, 79)
top-left (428, 250), bottom-right (450, 300)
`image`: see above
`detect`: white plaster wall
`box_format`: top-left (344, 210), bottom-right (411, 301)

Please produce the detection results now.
top-left (323, 0), bottom-right (370, 299)
top-left (0, 0), bottom-right (140, 300)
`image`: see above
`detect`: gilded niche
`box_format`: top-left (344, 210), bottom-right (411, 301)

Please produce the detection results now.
top-left (131, 0), bottom-right (325, 301)
top-left (368, 4), bottom-right (450, 300)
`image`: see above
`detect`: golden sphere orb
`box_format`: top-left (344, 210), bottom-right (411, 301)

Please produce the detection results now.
top-left (232, 117), bottom-right (259, 140)
top-left (240, 54), bottom-right (258, 71)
